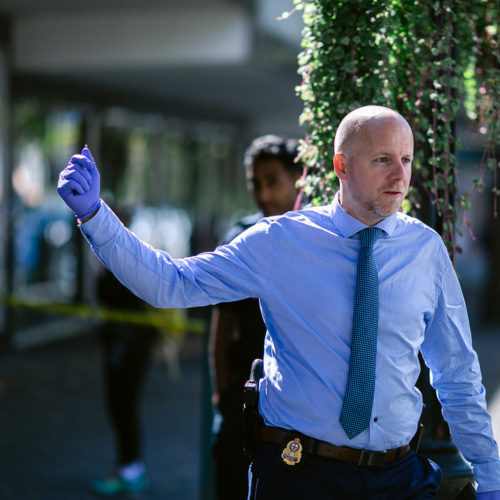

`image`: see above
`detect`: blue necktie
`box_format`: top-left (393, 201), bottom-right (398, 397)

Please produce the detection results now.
top-left (340, 227), bottom-right (383, 439)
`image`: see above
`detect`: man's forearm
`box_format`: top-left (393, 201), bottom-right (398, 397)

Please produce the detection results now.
top-left (79, 201), bottom-right (256, 310)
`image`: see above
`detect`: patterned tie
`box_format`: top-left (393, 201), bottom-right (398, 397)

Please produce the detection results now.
top-left (340, 227), bottom-right (383, 439)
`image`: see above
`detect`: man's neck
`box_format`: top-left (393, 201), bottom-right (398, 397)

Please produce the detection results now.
top-left (337, 191), bottom-right (384, 227)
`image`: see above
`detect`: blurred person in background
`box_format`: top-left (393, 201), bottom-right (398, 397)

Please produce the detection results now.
top-left (90, 205), bottom-right (159, 497)
top-left (209, 135), bottom-right (303, 499)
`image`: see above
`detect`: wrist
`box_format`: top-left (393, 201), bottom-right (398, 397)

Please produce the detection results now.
top-left (76, 204), bottom-right (100, 225)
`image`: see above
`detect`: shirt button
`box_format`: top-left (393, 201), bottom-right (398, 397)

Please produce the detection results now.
top-left (373, 417), bottom-right (378, 422)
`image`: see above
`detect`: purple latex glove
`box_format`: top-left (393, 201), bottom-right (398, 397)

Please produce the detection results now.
top-left (478, 492), bottom-right (500, 500)
top-left (57, 146), bottom-right (101, 219)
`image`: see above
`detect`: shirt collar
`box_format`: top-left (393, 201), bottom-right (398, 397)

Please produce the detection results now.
top-left (330, 192), bottom-right (398, 238)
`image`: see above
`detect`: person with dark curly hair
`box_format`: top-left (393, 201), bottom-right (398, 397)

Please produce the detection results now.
top-left (209, 135), bottom-right (302, 500)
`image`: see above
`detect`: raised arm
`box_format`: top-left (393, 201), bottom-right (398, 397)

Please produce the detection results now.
top-left (57, 148), bottom-right (274, 310)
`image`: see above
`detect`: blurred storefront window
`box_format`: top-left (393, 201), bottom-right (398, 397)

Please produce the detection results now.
top-left (11, 102), bottom-right (81, 303)
top-left (8, 96), bottom-right (250, 340)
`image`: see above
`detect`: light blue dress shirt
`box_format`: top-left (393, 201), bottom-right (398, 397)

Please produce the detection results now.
top-left (81, 195), bottom-right (500, 492)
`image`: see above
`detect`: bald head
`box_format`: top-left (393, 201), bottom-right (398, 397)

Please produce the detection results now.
top-left (332, 105), bottom-right (414, 226)
top-left (334, 105), bottom-right (412, 156)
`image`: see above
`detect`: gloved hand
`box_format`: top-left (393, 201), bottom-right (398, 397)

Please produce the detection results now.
top-left (57, 146), bottom-right (101, 220)
top-left (478, 491), bottom-right (500, 500)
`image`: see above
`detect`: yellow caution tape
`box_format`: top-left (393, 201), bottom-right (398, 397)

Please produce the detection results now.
top-left (1, 295), bottom-right (206, 338)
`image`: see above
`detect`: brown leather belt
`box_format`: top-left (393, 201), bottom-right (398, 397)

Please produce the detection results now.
top-left (260, 425), bottom-right (410, 467)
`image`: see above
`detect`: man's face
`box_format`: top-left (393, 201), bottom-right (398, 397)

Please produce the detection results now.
top-left (335, 118), bottom-right (413, 226)
top-left (247, 159), bottom-right (300, 216)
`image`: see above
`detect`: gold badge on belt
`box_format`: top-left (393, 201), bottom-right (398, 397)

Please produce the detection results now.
top-left (281, 437), bottom-right (303, 466)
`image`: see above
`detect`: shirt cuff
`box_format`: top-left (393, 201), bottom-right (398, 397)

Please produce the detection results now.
top-left (79, 201), bottom-right (123, 248)
top-left (475, 460), bottom-right (500, 493)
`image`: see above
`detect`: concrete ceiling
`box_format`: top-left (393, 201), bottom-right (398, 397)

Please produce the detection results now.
top-left (0, 0), bottom-right (305, 137)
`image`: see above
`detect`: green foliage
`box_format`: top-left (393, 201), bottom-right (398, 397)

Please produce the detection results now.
top-left (293, 0), bottom-right (499, 260)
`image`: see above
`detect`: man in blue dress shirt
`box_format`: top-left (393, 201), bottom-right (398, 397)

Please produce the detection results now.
top-left (57, 105), bottom-right (500, 498)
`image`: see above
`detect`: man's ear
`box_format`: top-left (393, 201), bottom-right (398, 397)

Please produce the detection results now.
top-left (334, 153), bottom-right (347, 180)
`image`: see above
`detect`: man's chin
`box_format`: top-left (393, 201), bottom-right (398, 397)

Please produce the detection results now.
top-left (374, 203), bottom-right (401, 219)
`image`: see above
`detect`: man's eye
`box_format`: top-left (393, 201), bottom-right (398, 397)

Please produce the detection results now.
top-left (402, 158), bottom-right (412, 164)
top-left (375, 157), bottom-right (388, 163)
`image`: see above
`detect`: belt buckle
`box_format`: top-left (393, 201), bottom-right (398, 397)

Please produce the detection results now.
top-left (358, 449), bottom-right (386, 467)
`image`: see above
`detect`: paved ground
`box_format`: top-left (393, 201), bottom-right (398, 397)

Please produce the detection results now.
top-left (0, 328), bottom-right (208, 500)
top-left (0, 322), bottom-right (499, 499)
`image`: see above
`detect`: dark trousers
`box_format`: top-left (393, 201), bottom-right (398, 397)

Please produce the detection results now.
top-left (212, 415), bottom-right (249, 500)
top-left (248, 443), bottom-right (441, 500)
top-left (100, 327), bottom-right (157, 466)
top-left (212, 381), bottom-right (251, 500)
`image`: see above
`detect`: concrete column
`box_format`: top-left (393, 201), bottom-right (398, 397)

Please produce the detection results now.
top-left (0, 15), bottom-right (11, 346)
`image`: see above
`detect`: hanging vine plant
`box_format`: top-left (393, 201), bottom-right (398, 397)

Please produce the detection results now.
top-left (292, 0), bottom-right (499, 261)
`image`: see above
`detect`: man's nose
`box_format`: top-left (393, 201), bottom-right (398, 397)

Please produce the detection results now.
top-left (258, 186), bottom-right (272, 202)
top-left (390, 160), bottom-right (406, 179)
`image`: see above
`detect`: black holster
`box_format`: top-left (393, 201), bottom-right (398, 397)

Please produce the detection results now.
top-left (455, 483), bottom-right (477, 500)
top-left (243, 358), bottom-right (264, 459)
